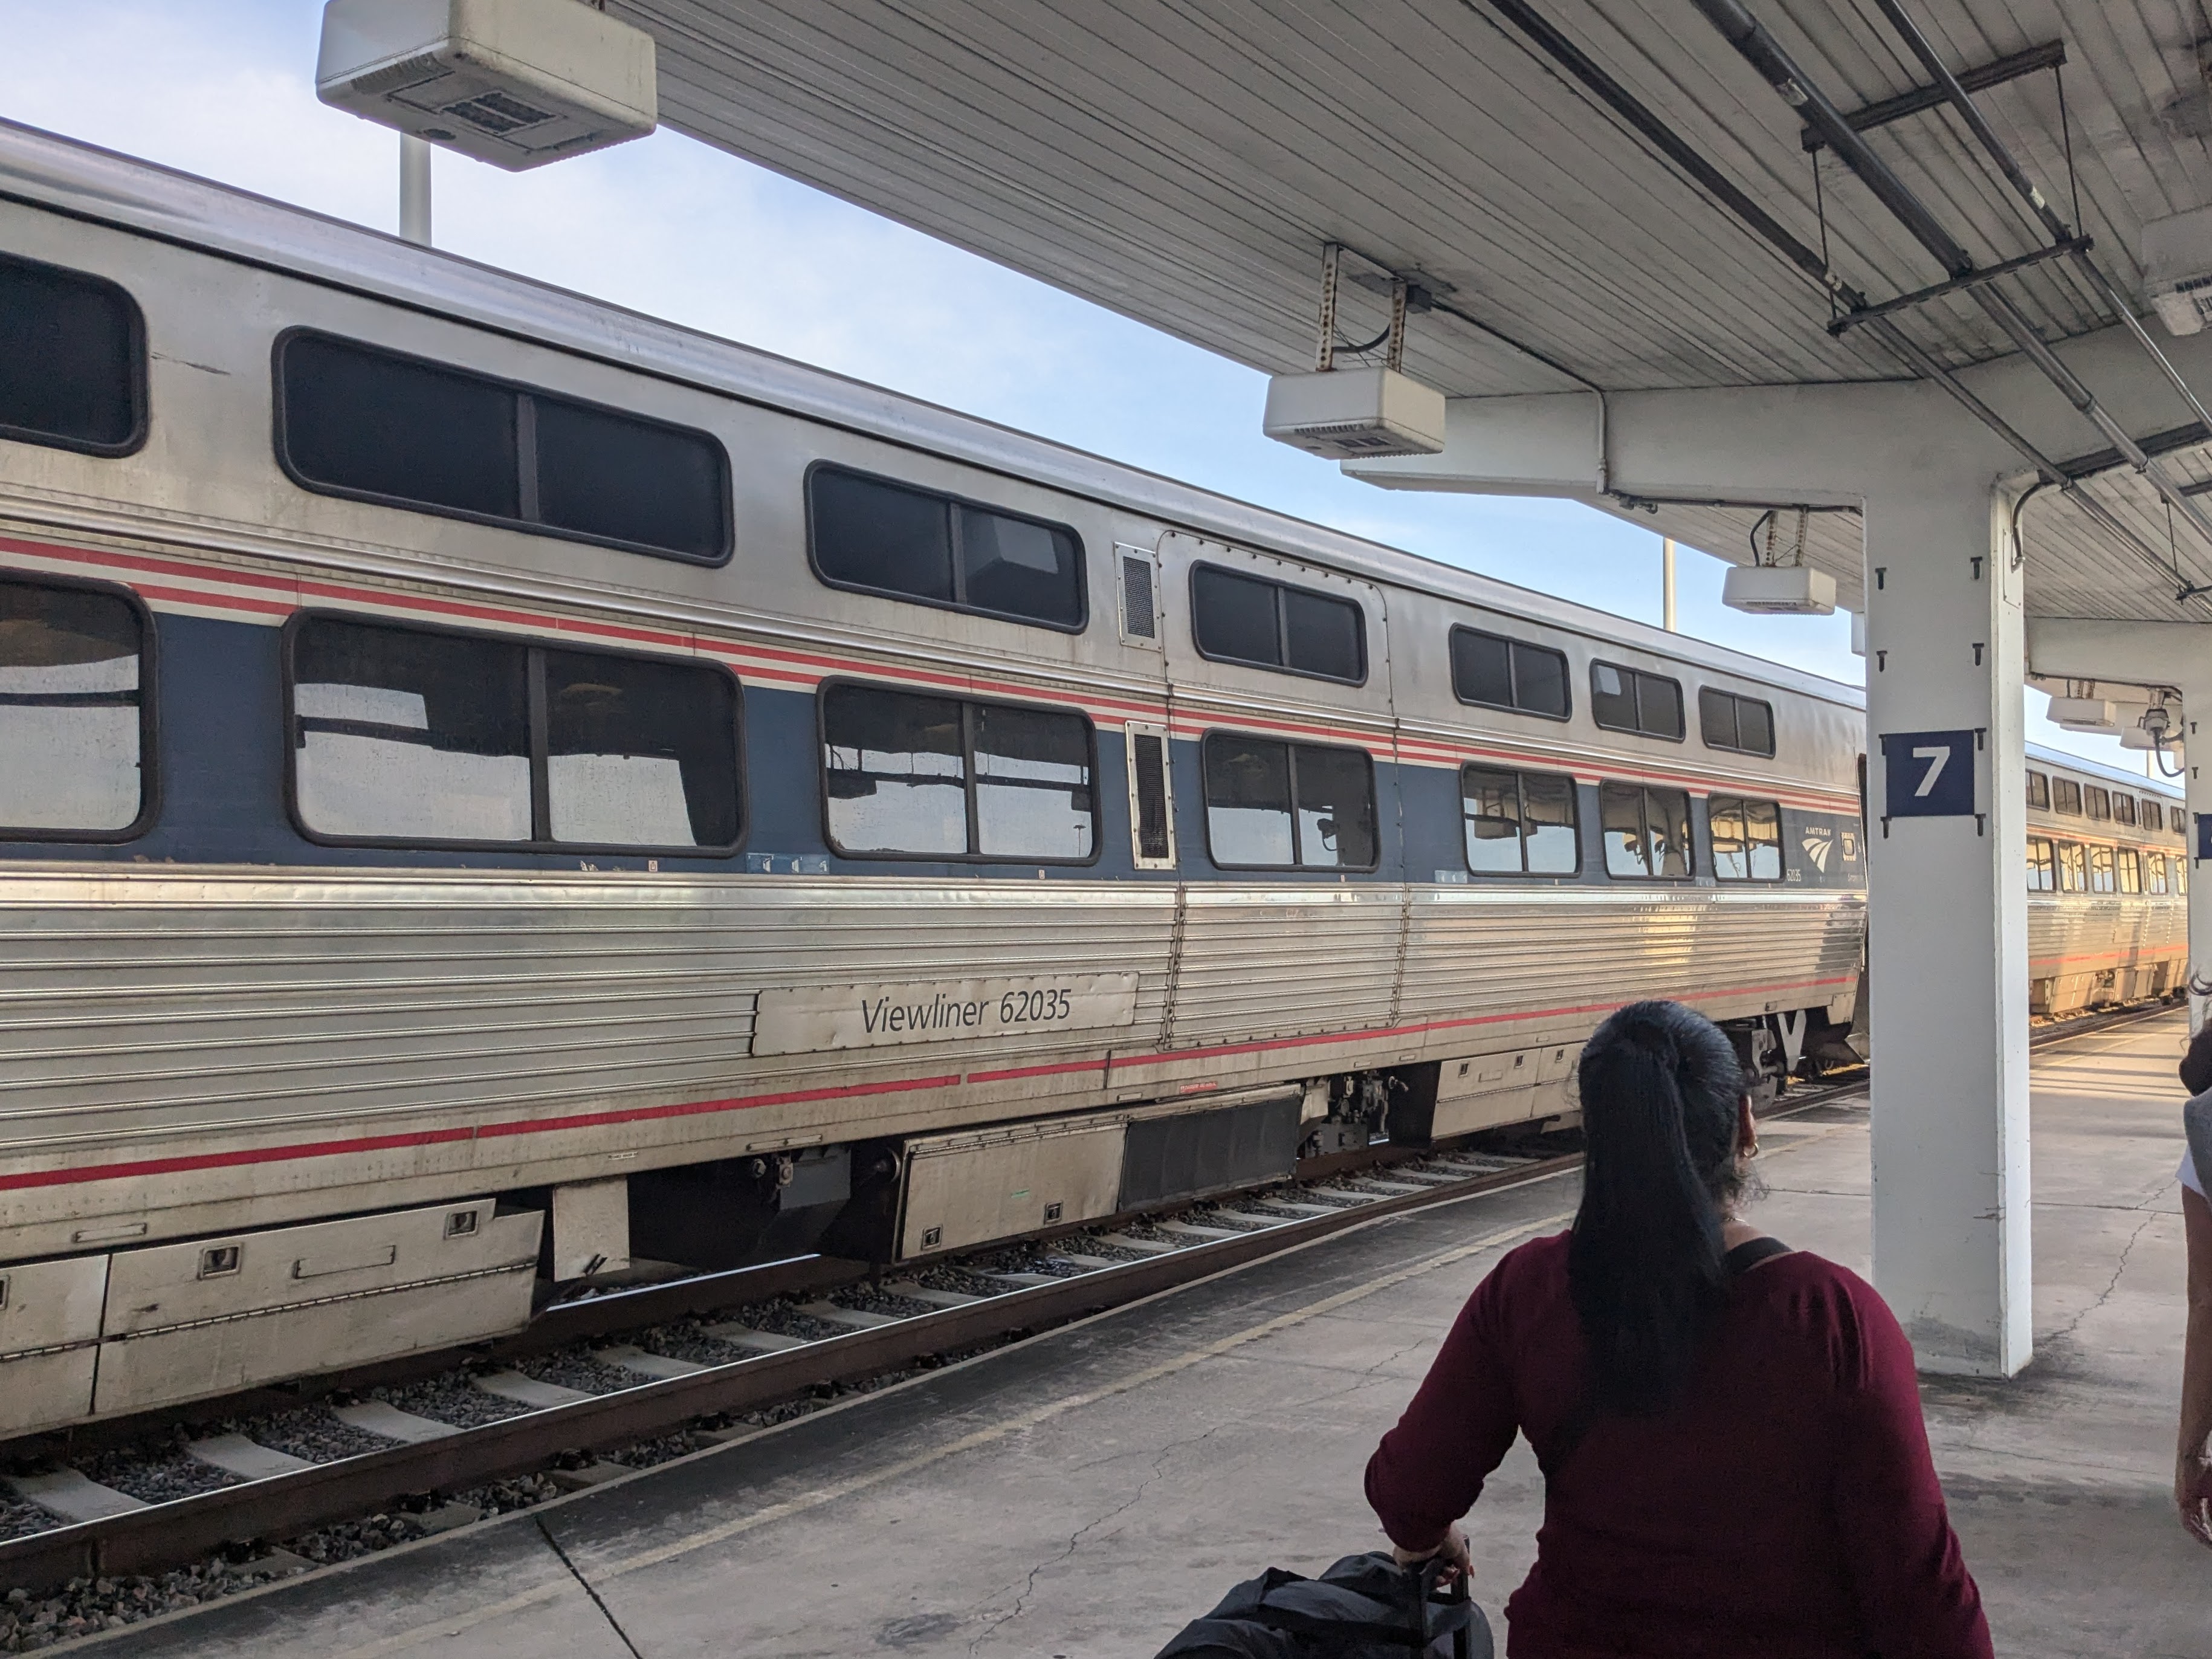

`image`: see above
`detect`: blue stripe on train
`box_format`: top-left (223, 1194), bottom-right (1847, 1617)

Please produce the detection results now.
top-left (0, 609), bottom-right (1866, 891)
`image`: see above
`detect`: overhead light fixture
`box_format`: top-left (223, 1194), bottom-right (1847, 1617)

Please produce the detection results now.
top-left (1722, 508), bottom-right (1835, 615)
top-left (2047, 696), bottom-right (2120, 731)
top-left (2142, 205), bottom-right (2212, 337)
top-left (317, 0), bottom-right (658, 172)
top-left (1265, 244), bottom-right (1448, 461)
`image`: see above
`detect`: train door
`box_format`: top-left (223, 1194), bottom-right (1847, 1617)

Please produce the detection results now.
top-left (1148, 530), bottom-right (1401, 1058)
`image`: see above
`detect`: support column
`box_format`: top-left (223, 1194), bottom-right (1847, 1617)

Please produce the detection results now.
top-left (2185, 700), bottom-right (2212, 1035)
top-left (1863, 483), bottom-right (2032, 1376)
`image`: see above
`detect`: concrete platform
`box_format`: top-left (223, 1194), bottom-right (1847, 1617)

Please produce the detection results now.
top-left (80, 1014), bottom-right (2212, 1657)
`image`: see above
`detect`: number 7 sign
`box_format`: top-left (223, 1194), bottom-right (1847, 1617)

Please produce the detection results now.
top-left (1880, 729), bottom-right (1977, 818)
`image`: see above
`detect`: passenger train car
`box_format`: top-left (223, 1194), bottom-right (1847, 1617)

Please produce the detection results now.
top-left (2023, 753), bottom-right (2188, 1015)
top-left (0, 125), bottom-right (2175, 1435)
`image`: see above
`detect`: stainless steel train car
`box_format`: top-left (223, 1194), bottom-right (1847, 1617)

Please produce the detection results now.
top-left (2022, 752), bottom-right (2188, 1015)
top-left (0, 123), bottom-right (2167, 1435)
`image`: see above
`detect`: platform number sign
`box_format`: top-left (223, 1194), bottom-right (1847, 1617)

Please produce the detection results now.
top-left (1879, 729), bottom-right (1976, 821)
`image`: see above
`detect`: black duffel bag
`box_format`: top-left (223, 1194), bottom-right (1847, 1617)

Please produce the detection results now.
top-left (1154, 1550), bottom-right (1491, 1659)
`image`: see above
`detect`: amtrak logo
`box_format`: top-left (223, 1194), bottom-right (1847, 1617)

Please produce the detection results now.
top-left (1802, 826), bottom-right (1834, 872)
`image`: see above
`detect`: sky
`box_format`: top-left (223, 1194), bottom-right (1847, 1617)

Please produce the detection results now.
top-left (0, 1), bottom-right (2152, 775)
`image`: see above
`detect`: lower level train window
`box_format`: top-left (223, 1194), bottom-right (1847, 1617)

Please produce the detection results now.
top-left (821, 684), bottom-right (1094, 861)
top-left (2088, 846), bottom-right (2115, 893)
top-left (2116, 848), bottom-right (2142, 893)
top-left (2054, 841), bottom-right (2086, 892)
top-left (288, 615), bottom-right (740, 850)
top-left (1708, 795), bottom-right (1782, 881)
top-left (0, 572), bottom-right (150, 837)
top-left (1460, 765), bottom-right (1578, 875)
top-left (2026, 836), bottom-right (2055, 893)
top-left (2149, 853), bottom-right (2170, 896)
top-left (1203, 732), bottom-right (1377, 870)
top-left (1599, 782), bottom-right (1692, 879)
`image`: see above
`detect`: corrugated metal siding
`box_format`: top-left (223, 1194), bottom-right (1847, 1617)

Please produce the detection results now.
top-left (1165, 887), bottom-right (1405, 1047)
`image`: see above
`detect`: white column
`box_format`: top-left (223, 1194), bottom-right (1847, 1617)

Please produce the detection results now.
top-left (2184, 697), bottom-right (2212, 1034)
top-left (1863, 483), bottom-right (2032, 1376)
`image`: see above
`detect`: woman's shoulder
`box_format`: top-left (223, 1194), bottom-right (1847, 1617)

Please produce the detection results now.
top-left (1735, 1247), bottom-right (1912, 1382)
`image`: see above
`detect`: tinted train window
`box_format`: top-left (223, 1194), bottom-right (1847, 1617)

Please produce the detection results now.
top-left (1191, 565), bottom-right (1365, 684)
top-left (808, 468), bottom-right (1084, 629)
top-left (1590, 662), bottom-right (1683, 740)
top-left (1460, 765), bottom-right (1579, 875)
top-left (1698, 688), bottom-right (1774, 757)
top-left (0, 253), bottom-right (144, 456)
top-left (0, 573), bottom-right (150, 837)
top-left (2026, 770), bottom-right (2049, 809)
top-left (1203, 732), bottom-right (1377, 869)
top-left (2144, 800), bottom-right (2164, 832)
top-left (2054, 841), bottom-right (2086, 891)
top-left (1449, 627), bottom-right (1568, 719)
top-left (289, 616), bottom-right (740, 850)
top-left (2087, 846), bottom-right (2115, 893)
top-left (2052, 778), bottom-right (2083, 815)
top-left (545, 650), bottom-right (741, 847)
top-left (1709, 795), bottom-right (1783, 881)
top-left (2113, 792), bottom-right (2136, 827)
top-left (2026, 836), bottom-right (2055, 893)
top-left (821, 684), bottom-right (1094, 862)
top-left (2085, 786), bottom-right (2110, 821)
top-left (1599, 783), bottom-right (1692, 878)
top-left (277, 332), bottom-right (730, 564)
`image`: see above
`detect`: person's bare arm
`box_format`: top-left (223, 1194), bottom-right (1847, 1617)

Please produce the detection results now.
top-left (2179, 1186), bottom-right (2212, 1547)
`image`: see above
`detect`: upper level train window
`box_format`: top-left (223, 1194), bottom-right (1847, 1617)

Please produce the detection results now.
top-left (288, 615), bottom-right (741, 851)
top-left (2113, 792), bottom-right (2137, 827)
top-left (1203, 732), bottom-right (1377, 870)
top-left (821, 684), bottom-right (1095, 862)
top-left (1698, 688), bottom-right (1774, 757)
top-left (2085, 785), bottom-right (2110, 821)
top-left (1589, 662), bottom-right (1683, 740)
top-left (807, 467), bottom-right (1084, 630)
top-left (2026, 770), bottom-right (2050, 809)
top-left (2144, 800), bottom-right (2164, 832)
top-left (1461, 765), bottom-right (1579, 875)
top-left (276, 332), bottom-right (731, 564)
top-left (1709, 795), bottom-right (1783, 881)
top-left (0, 572), bottom-right (152, 839)
top-left (2026, 836), bottom-right (2055, 893)
top-left (1449, 627), bottom-right (1568, 719)
top-left (1599, 782), bottom-right (1692, 879)
top-left (1191, 564), bottom-right (1365, 684)
top-left (2052, 777), bottom-right (2083, 815)
top-left (0, 253), bottom-right (145, 458)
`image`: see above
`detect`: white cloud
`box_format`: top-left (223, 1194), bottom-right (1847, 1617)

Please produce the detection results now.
top-left (1, 0), bottom-right (2149, 774)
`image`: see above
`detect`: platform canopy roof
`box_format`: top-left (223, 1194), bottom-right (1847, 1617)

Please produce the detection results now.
top-left (624, 1), bottom-right (2212, 626)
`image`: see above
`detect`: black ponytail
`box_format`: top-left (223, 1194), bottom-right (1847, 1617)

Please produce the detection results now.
top-left (1568, 1000), bottom-right (1747, 1415)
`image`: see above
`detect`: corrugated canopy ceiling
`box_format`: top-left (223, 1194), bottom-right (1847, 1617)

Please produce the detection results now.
top-left (622, 0), bottom-right (2212, 623)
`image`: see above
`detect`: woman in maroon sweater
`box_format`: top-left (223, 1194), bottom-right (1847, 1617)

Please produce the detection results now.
top-left (1366, 1000), bottom-right (1992, 1658)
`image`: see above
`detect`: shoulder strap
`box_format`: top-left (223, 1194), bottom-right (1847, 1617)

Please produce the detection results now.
top-left (1546, 1237), bottom-right (1795, 1475)
top-left (1724, 1235), bottom-right (1793, 1273)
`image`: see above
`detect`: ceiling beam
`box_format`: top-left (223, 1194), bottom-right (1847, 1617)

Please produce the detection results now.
top-left (1802, 39), bottom-right (2066, 151)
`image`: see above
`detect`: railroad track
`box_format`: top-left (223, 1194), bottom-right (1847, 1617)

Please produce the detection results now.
top-left (0, 999), bottom-right (2176, 1614)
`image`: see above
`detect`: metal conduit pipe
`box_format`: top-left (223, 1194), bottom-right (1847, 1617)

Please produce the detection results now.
top-left (1689, 0), bottom-right (2212, 607)
top-left (1470, 0), bottom-right (2207, 606)
top-left (1864, 0), bottom-right (2212, 439)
